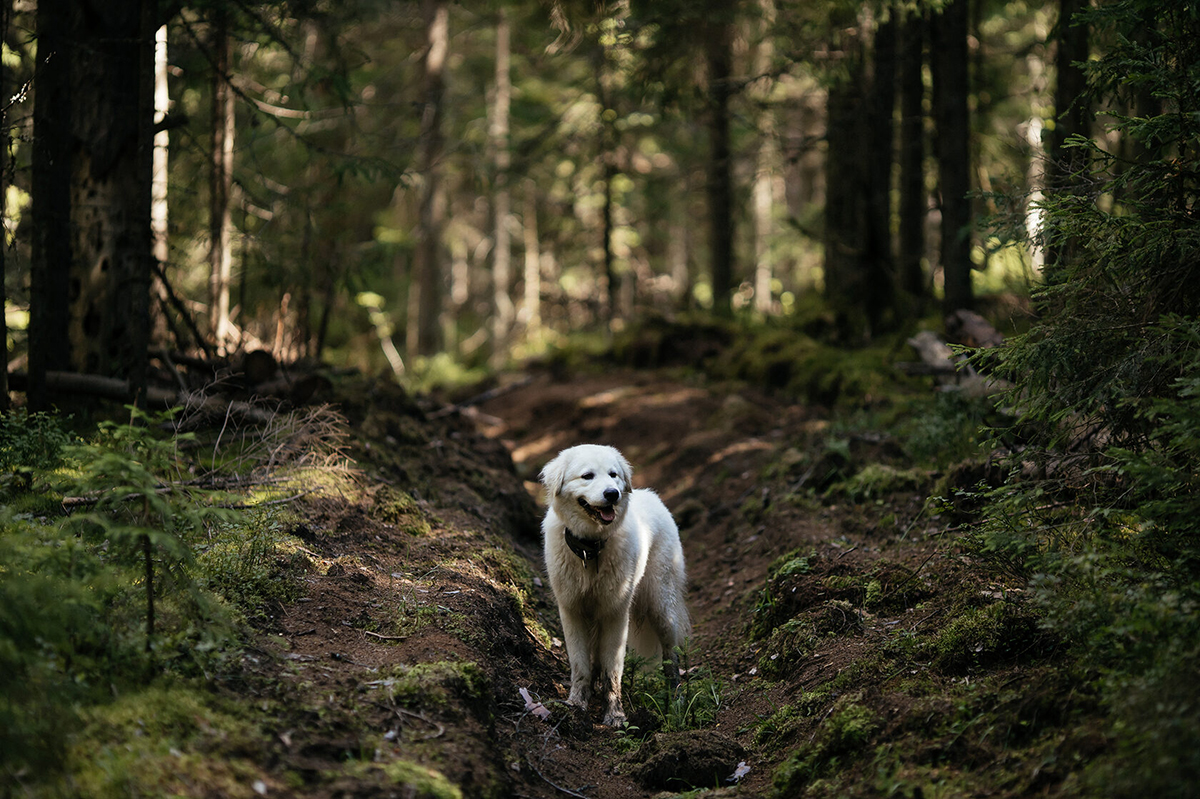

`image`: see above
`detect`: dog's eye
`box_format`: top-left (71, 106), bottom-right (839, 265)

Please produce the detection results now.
top-left (609, 471), bottom-right (618, 478)
top-left (581, 472), bottom-right (594, 480)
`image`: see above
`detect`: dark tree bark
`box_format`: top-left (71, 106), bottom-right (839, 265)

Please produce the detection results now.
top-left (595, 37), bottom-right (619, 323)
top-left (864, 12), bottom-right (897, 329)
top-left (67, 0), bottom-right (156, 402)
top-left (1049, 0), bottom-right (1089, 182)
top-left (823, 66), bottom-right (871, 339)
top-left (409, 0), bottom-right (448, 357)
top-left (930, 0), bottom-right (973, 314)
top-left (705, 21), bottom-right (735, 318)
top-left (29, 0), bottom-right (75, 411)
top-left (823, 13), bottom-right (897, 340)
top-left (897, 6), bottom-right (927, 305)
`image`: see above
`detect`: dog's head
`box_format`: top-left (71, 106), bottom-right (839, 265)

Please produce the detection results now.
top-left (540, 444), bottom-right (633, 530)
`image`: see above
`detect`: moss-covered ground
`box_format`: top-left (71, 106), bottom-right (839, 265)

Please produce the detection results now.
top-left (3, 325), bottom-right (1115, 798)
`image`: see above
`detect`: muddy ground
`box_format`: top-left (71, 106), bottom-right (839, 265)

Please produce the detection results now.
top-left (218, 364), bottom-right (1085, 799)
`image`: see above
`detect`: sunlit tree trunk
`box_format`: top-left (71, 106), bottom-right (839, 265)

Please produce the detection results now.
top-left (752, 0), bottom-right (777, 316)
top-left (151, 23), bottom-right (170, 346)
top-left (668, 209), bottom-right (691, 310)
top-left (521, 180), bottom-right (541, 332)
top-left (490, 8), bottom-right (513, 365)
top-left (931, 0), bottom-right (973, 314)
top-left (409, 0), bottom-right (448, 357)
top-left (705, 21), bottom-right (735, 317)
top-left (897, 6), bottom-right (927, 303)
top-left (209, 5), bottom-right (235, 351)
top-left (1022, 13), bottom-right (1051, 275)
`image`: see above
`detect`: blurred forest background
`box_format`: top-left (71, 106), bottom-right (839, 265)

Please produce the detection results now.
top-left (3, 0), bottom-right (1084, 394)
top-left (4, 0), bottom-right (1200, 795)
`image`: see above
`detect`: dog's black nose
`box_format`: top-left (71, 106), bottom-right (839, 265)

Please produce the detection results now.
top-left (603, 488), bottom-right (620, 504)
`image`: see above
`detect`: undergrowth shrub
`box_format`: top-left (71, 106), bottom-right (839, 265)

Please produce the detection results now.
top-left (0, 404), bottom-right (349, 788)
top-left (974, 3), bottom-right (1200, 794)
top-left (622, 648), bottom-right (722, 735)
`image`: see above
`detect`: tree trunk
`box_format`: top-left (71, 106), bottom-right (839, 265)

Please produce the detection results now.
top-left (864, 11), bottom-right (897, 330)
top-left (56, 0), bottom-right (155, 403)
top-left (209, 6), bottom-right (235, 351)
top-left (0, 0), bottom-right (9, 411)
top-left (601, 157), bottom-right (617, 320)
top-left (752, 0), bottom-right (777, 316)
top-left (930, 0), bottom-right (973, 314)
top-left (668, 209), bottom-right (691, 310)
top-left (29, 0), bottom-right (74, 411)
top-left (521, 180), bottom-right (541, 332)
top-left (594, 29), bottom-right (620, 324)
top-left (1046, 0), bottom-right (1090, 264)
top-left (823, 65), bottom-right (871, 340)
top-left (705, 22), bottom-right (735, 317)
top-left (409, 0), bottom-right (448, 357)
top-left (151, 23), bottom-right (170, 347)
top-left (490, 9), bottom-right (513, 366)
top-left (897, 6), bottom-right (927, 305)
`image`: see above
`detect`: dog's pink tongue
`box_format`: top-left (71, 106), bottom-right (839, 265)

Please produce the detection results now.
top-left (600, 507), bottom-right (616, 523)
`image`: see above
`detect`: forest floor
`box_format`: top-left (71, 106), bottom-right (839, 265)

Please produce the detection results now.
top-left (161, 358), bottom-right (1092, 799)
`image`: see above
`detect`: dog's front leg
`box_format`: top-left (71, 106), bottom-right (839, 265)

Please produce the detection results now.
top-left (559, 606), bottom-right (593, 708)
top-left (596, 613), bottom-right (631, 726)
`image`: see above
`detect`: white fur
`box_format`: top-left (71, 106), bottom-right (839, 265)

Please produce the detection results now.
top-left (540, 444), bottom-right (690, 726)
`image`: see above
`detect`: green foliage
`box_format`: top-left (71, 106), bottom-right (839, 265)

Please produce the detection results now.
top-left (69, 687), bottom-right (268, 798)
top-left (829, 463), bottom-right (927, 503)
top-left (376, 661), bottom-right (490, 718)
top-left (197, 508), bottom-right (308, 617)
top-left (623, 649), bottom-right (722, 734)
top-left (973, 3), bottom-right (1200, 793)
top-left (897, 391), bottom-right (994, 468)
top-left (0, 409), bottom-right (73, 491)
top-left (0, 406), bottom-right (342, 788)
top-left (57, 409), bottom-right (242, 657)
top-left (771, 700), bottom-right (879, 797)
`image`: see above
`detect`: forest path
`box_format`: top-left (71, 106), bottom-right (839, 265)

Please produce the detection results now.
top-left (245, 368), bottom-right (962, 799)
top-left (471, 369), bottom-right (945, 797)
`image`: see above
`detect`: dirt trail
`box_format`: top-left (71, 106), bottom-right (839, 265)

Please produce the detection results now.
top-left (242, 368), bottom-right (1022, 799)
top-left (473, 370), bottom-right (943, 797)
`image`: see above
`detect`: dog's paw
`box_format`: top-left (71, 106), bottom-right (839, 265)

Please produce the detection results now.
top-left (602, 708), bottom-right (628, 727)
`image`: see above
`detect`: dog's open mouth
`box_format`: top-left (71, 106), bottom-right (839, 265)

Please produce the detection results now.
top-left (578, 497), bottom-right (617, 525)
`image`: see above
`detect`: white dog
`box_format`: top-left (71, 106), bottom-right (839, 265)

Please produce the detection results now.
top-left (540, 444), bottom-right (690, 726)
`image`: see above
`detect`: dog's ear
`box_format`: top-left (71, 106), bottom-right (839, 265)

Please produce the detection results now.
top-left (616, 450), bottom-right (633, 493)
top-left (539, 452), bottom-right (567, 498)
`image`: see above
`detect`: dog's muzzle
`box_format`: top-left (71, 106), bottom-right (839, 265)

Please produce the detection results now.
top-left (578, 495), bottom-right (618, 524)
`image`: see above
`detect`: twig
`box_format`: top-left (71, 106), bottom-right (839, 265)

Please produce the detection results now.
top-left (835, 545), bottom-right (859, 560)
top-left (363, 630), bottom-right (408, 642)
top-left (525, 756), bottom-right (592, 799)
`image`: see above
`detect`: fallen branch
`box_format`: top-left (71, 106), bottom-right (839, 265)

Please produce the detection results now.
top-left (427, 375), bottom-right (534, 419)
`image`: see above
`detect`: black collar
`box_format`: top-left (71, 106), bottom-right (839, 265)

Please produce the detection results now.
top-left (564, 528), bottom-right (604, 566)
